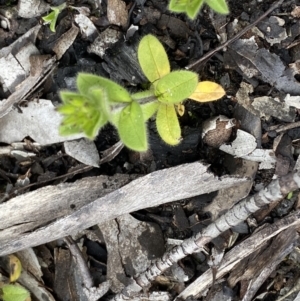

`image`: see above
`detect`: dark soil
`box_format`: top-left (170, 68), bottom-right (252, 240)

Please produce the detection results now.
top-left (1, 0), bottom-right (300, 300)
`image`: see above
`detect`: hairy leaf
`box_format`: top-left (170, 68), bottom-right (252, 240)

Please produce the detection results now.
top-left (132, 89), bottom-right (158, 121)
top-left (138, 35), bottom-right (170, 83)
top-left (156, 104), bottom-right (181, 145)
top-left (59, 114), bottom-right (106, 138)
top-left (9, 255), bottom-right (22, 283)
top-left (82, 113), bottom-right (106, 138)
top-left (59, 91), bottom-right (108, 138)
top-left (169, 0), bottom-right (205, 18)
top-left (58, 92), bottom-right (88, 118)
top-left (131, 90), bottom-right (156, 102)
top-left (169, 0), bottom-right (187, 12)
top-left (77, 73), bottom-right (132, 103)
top-left (118, 101), bottom-right (148, 151)
top-left (59, 123), bottom-right (82, 136)
top-left (110, 109), bottom-right (122, 127)
top-left (189, 81), bottom-right (225, 102)
top-left (59, 91), bottom-right (86, 105)
top-left (1, 284), bottom-right (30, 301)
top-left (205, 0), bottom-right (229, 14)
top-left (155, 71), bottom-right (198, 104)
top-left (88, 87), bottom-right (111, 119)
top-left (186, 0), bottom-right (205, 19)
top-left (169, 0), bottom-right (228, 19)
top-left (141, 101), bottom-right (159, 121)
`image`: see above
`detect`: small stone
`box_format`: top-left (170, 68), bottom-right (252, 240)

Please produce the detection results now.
top-left (1, 20), bottom-right (7, 29)
top-left (291, 6), bottom-right (300, 18)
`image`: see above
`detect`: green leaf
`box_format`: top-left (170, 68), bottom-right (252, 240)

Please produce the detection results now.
top-left (42, 3), bottom-right (66, 32)
top-left (58, 92), bottom-right (89, 116)
top-left (57, 103), bottom-right (77, 115)
top-left (169, 0), bottom-right (204, 18)
top-left (141, 101), bottom-right (159, 121)
top-left (205, 0), bottom-right (229, 14)
top-left (58, 90), bottom-right (108, 139)
top-left (155, 71), bottom-right (198, 104)
top-left (1, 284), bottom-right (30, 301)
top-left (186, 0), bottom-right (205, 18)
top-left (169, 0), bottom-right (228, 19)
top-left (49, 12), bottom-right (59, 32)
top-left (110, 108), bottom-right (122, 127)
top-left (88, 87), bottom-right (111, 119)
top-left (59, 123), bottom-right (82, 136)
top-left (76, 73), bottom-right (132, 103)
top-left (131, 90), bottom-right (156, 102)
top-left (42, 10), bottom-right (56, 22)
top-left (118, 101), bottom-right (148, 151)
top-left (156, 104), bottom-right (181, 145)
top-left (169, 0), bottom-right (188, 12)
top-left (59, 91), bottom-right (86, 104)
top-left (82, 113), bottom-right (106, 138)
top-left (138, 35), bottom-right (170, 83)
top-left (131, 90), bottom-right (158, 120)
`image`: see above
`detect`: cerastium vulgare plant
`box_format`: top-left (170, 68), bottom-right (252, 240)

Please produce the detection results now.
top-left (58, 34), bottom-right (225, 151)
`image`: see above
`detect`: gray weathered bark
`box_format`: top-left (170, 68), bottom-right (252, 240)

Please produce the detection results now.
top-left (177, 213), bottom-right (300, 299)
top-left (111, 171), bottom-right (300, 300)
top-left (0, 161), bottom-right (248, 256)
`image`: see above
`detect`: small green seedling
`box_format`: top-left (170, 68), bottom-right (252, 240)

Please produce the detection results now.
top-left (0, 284), bottom-right (30, 301)
top-left (0, 255), bottom-right (30, 301)
top-left (42, 2), bottom-right (67, 32)
top-left (58, 34), bottom-right (225, 151)
top-left (169, 0), bottom-right (229, 19)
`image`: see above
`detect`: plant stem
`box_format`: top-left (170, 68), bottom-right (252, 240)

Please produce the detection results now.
top-left (132, 90), bottom-right (157, 104)
top-left (111, 90), bottom-right (158, 113)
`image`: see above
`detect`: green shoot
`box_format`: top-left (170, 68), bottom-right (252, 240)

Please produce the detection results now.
top-left (58, 34), bottom-right (226, 152)
top-left (169, 0), bottom-right (229, 20)
top-left (42, 3), bottom-right (67, 32)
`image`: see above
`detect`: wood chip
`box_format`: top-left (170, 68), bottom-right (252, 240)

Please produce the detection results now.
top-left (0, 162), bottom-right (249, 256)
top-left (52, 24), bottom-right (79, 60)
top-left (107, 0), bottom-right (128, 28)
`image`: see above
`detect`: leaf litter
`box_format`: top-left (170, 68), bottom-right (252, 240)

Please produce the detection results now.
top-left (1, 0), bottom-right (300, 301)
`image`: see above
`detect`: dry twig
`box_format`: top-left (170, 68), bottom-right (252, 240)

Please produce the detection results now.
top-left (186, 0), bottom-right (284, 70)
top-left (111, 171), bottom-right (300, 300)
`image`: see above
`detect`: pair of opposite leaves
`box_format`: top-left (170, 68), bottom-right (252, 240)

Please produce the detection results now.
top-left (169, 0), bottom-right (229, 19)
top-left (59, 35), bottom-right (225, 151)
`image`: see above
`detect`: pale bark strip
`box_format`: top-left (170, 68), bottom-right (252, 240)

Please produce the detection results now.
top-left (64, 236), bottom-right (94, 289)
top-left (177, 213), bottom-right (300, 300)
top-left (0, 161), bottom-right (248, 256)
top-left (111, 171), bottom-right (300, 300)
top-left (0, 55), bottom-right (56, 118)
top-left (0, 174), bottom-right (138, 241)
top-left (241, 228), bottom-right (297, 301)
